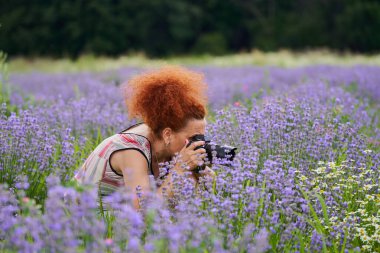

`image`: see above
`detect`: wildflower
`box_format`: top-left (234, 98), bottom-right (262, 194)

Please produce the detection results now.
top-left (362, 245), bottom-right (372, 251)
top-left (363, 184), bottom-right (373, 191)
top-left (105, 238), bottom-right (113, 246)
top-left (315, 167), bottom-right (326, 174)
top-left (361, 234), bottom-right (370, 242)
top-left (327, 162), bottom-right (336, 168)
top-left (357, 209), bottom-right (367, 216)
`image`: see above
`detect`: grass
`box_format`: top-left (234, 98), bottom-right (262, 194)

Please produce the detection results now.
top-left (7, 49), bottom-right (380, 73)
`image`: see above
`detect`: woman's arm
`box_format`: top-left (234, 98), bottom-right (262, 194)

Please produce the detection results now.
top-left (111, 149), bottom-right (197, 209)
top-left (112, 149), bottom-right (151, 209)
top-left (111, 140), bottom-right (211, 209)
top-left (193, 166), bottom-right (216, 181)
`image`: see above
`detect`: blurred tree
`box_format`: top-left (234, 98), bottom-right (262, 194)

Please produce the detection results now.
top-left (0, 0), bottom-right (379, 58)
top-left (336, 1), bottom-right (380, 52)
top-left (192, 32), bottom-right (228, 55)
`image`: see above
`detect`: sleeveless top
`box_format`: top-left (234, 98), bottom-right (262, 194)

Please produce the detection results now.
top-left (74, 123), bottom-right (154, 199)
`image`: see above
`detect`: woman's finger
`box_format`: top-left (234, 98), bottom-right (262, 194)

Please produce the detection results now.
top-left (187, 140), bottom-right (205, 150)
top-left (193, 148), bottom-right (206, 154)
top-left (199, 167), bottom-right (216, 178)
top-left (200, 153), bottom-right (207, 159)
top-left (195, 154), bottom-right (207, 165)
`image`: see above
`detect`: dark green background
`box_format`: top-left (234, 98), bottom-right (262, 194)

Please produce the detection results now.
top-left (1, 0), bottom-right (379, 58)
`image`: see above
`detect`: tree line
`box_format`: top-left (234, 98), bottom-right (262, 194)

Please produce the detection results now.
top-left (0, 0), bottom-right (379, 58)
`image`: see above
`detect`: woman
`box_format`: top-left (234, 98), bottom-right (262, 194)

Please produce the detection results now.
top-left (74, 66), bottom-right (214, 209)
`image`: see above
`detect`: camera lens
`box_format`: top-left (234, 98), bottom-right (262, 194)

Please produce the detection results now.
top-left (187, 135), bottom-right (237, 166)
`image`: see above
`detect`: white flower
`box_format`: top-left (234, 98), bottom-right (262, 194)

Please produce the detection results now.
top-left (327, 162), bottom-right (336, 168)
top-left (357, 227), bottom-right (365, 236)
top-left (361, 234), bottom-right (370, 242)
top-left (363, 184), bottom-right (374, 191)
top-left (315, 166), bottom-right (326, 174)
top-left (362, 245), bottom-right (372, 251)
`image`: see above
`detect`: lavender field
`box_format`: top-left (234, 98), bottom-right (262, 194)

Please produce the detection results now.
top-left (1, 59), bottom-right (380, 252)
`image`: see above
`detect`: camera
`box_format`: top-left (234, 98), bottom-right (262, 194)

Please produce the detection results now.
top-left (187, 134), bottom-right (237, 169)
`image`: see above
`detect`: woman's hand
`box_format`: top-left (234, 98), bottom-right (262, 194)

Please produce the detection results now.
top-left (192, 166), bottom-right (216, 183)
top-left (198, 166), bottom-right (216, 179)
top-left (177, 140), bottom-right (207, 171)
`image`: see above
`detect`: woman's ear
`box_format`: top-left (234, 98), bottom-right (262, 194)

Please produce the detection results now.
top-left (162, 127), bottom-right (172, 146)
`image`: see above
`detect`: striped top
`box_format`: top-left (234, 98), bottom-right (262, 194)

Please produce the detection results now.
top-left (74, 124), bottom-right (153, 201)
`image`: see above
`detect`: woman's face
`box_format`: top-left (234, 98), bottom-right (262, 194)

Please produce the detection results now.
top-left (168, 118), bottom-right (206, 154)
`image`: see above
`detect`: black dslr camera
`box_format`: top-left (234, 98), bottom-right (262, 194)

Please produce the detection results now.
top-left (187, 134), bottom-right (237, 170)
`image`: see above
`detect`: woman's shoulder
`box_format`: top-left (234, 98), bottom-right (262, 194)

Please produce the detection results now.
top-left (117, 123), bottom-right (151, 151)
top-left (116, 132), bottom-right (151, 152)
top-left (90, 131), bottom-right (151, 162)
top-left (110, 133), bottom-right (153, 176)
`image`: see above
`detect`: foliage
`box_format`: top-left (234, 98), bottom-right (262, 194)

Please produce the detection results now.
top-left (1, 1), bottom-right (380, 58)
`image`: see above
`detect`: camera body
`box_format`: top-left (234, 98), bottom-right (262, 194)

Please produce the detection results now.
top-left (187, 134), bottom-right (237, 168)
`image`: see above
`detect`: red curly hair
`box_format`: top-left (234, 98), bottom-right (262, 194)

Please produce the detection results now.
top-left (123, 65), bottom-right (208, 137)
